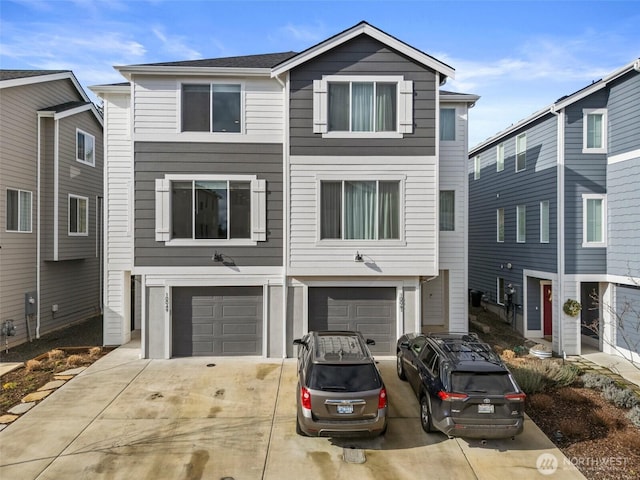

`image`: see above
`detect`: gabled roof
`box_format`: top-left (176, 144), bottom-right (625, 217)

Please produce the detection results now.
top-left (1, 70), bottom-right (70, 81)
top-left (39, 100), bottom-right (90, 113)
top-left (470, 58), bottom-right (640, 155)
top-left (271, 21), bottom-right (455, 82)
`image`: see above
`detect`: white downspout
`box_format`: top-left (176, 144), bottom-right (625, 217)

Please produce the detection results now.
top-left (36, 114), bottom-right (42, 338)
top-left (551, 106), bottom-right (565, 356)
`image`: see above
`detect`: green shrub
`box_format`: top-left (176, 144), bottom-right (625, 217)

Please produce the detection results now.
top-left (627, 405), bottom-right (640, 428)
top-left (581, 372), bottom-right (615, 390)
top-left (507, 359), bottom-right (580, 394)
top-left (602, 385), bottom-right (640, 409)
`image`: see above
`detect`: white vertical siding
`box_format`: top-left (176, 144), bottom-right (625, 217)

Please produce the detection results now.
top-left (288, 155), bottom-right (438, 276)
top-left (103, 92), bottom-right (133, 345)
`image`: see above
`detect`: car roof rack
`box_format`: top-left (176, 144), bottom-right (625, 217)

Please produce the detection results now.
top-left (313, 332), bottom-right (369, 362)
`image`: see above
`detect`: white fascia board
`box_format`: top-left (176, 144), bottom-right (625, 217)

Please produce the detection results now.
top-left (1, 71), bottom-right (91, 103)
top-left (89, 84), bottom-right (130, 96)
top-left (115, 66), bottom-right (271, 80)
top-left (53, 103), bottom-right (104, 127)
top-left (440, 94), bottom-right (480, 105)
top-left (271, 23), bottom-right (455, 80)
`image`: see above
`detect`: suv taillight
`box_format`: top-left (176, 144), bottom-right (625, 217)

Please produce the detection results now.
top-left (301, 386), bottom-right (312, 410)
top-left (505, 392), bottom-right (526, 401)
top-left (438, 391), bottom-right (468, 401)
top-left (378, 387), bottom-right (387, 409)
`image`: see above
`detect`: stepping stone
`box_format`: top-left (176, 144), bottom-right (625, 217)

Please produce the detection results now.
top-left (56, 367), bottom-right (86, 376)
top-left (54, 375), bottom-right (74, 381)
top-left (0, 414), bottom-right (19, 424)
top-left (38, 380), bottom-right (66, 391)
top-left (8, 402), bottom-right (36, 415)
top-left (22, 390), bottom-right (52, 402)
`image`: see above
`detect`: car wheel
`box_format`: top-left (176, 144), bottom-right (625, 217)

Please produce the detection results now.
top-left (420, 396), bottom-right (434, 433)
top-left (296, 416), bottom-right (308, 436)
top-left (396, 354), bottom-right (407, 380)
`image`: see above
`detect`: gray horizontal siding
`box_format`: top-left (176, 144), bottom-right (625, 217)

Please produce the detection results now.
top-left (608, 157), bottom-right (640, 276)
top-left (134, 142), bottom-right (283, 267)
top-left (616, 285), bottom-right (640, 353)
top-left (289, 34), bottom-right (436, 157)
top-left (563, 92), bottom-right (608, 275)
top-left (608, 71), bottom-right (640, 156)
top-left (469, 115), bottom-right (557, 304)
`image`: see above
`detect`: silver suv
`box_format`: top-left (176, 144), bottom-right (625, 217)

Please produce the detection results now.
top-left (293, 331), bottom-right (388, 437)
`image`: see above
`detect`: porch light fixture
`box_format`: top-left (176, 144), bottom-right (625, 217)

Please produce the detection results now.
top-left (213, 251), bottom-right (223, 262)
top-left (354, 251), bottom-right (364, 262)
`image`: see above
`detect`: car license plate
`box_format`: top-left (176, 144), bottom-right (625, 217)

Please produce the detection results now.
top-left (337, 405), bottom-right (353, 414)
top-left (478, 404), bottom-right (494, 414)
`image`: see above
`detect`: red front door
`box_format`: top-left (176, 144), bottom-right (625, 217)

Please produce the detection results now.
top-left (543, 284), bottom-right (552, 336)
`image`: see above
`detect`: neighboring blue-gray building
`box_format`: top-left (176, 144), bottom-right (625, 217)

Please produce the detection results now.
top-left (468, 59), bottom-right (640, 362)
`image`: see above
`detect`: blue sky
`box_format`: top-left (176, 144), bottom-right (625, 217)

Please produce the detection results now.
top-left (1, 0), bottom-right (639, 146)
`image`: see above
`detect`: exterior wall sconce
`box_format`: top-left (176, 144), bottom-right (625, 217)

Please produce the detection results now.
top-left (354, 251), bottom-right (364, 262)
top-left (213, 251), bottom-right (223, 262)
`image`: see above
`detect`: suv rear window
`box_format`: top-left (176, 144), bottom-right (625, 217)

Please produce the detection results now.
top-left (451, 372), bottom-right (516, 395)
top-left (308, 364), bottom-right (381, 392)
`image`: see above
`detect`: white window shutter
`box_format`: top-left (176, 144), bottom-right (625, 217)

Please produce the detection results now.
top-left (398, 80), bottom-right (414, 134)
top-left (251, 179), bottom-right (267, 241)
top-left (155, 178), bottom-right (170, 241)
top-left (313, 79), bottom-right (328, 134)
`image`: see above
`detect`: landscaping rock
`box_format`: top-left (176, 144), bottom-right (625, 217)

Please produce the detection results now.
top-left (22, 390), bottom-right (52, 402)
top-left (8, 402), bottom-right (36, 415)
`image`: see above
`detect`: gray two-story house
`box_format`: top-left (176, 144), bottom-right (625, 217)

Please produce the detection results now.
top-left (468, 59), bottom-right (640, 361)
top-left (92, 22), bottom-right (478, 358)
top-left (0, 70), bottom-right (104, 350)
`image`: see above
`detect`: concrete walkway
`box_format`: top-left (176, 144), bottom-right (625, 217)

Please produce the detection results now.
top-left (0, 338), bottom-right (585, 479)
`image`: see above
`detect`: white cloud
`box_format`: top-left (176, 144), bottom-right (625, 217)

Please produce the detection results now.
top-left (152, 26), bottom-right (201, 60)
top-left (280, 22), bottom-right (327, 43)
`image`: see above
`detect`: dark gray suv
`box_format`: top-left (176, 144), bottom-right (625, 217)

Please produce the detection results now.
top-left (293, 331), bottom-right (388, 437)
top-left (396, 332), bottom-right (525, 440)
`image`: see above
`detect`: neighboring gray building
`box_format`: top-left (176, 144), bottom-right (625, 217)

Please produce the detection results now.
top-left (468, 59), bottom-right (640, 362)
top-left (0, 70), bottom-right (104, 349)
top-left (92, 22), bottom-right (478, 358)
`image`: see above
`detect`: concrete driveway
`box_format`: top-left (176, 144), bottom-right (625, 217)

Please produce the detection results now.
top-left (0, 340), bottom-right (585, 479)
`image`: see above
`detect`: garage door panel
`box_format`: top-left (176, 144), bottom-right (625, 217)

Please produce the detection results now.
top-left (173, 287), bottom-right (262, 356)
top-left (309, 287), bottom-right (396, 355)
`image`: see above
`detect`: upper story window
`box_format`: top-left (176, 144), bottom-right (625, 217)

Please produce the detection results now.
top-left (181, 83), bottom-right (242, 133)
top-left (517, 205), bottom-right (526, 243)
top-left (439, 190), bottom-right (455, 231)
top-left (474, 155), bottom-right (481, 180)
top-left (155, 175), bottom-right (266, 245)
top-left (440, 108), bottom-right (456, 141)
top-left (583, 194), bottom-right (606, 247)
top-left (496, 143), bottom-right (504, 172)
top-left (515, 133), bottom-right (526, 172)
top-left (497, 208), bottom-right (504, 242)
top-left (313, 75), bottom-right (413, 138)
top-left (69, 194), bottom-right (88, 236)
top-left (583, 109), bottom-right (607, 153)
top-left (76, 129), bottom-right (95, 166)
top-left (320, 180), bottom-right (400, 240)
top-left (540, 200), bottom-right (550, 243)
top-left (6, 188), bottom-right (32, 233)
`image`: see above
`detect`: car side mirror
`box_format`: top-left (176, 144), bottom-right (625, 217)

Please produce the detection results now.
top-left (400, 340), bottom-right (410, 348)
top-left (293, 338), bottom-right (304, 346)
top-left (366, 339), bottom-right (376, 345)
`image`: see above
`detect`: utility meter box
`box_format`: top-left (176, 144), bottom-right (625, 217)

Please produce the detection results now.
top-left (25, 292), bottom-right (37, 316)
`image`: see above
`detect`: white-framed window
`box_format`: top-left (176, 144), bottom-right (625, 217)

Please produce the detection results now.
top-left (76, 129), bottom-right (95, 166)
top-left (6, 188), bottom-right (32, 233)
top-left (497, 208), bottom-right (504, 242)
top-left (155, 175), bottom-right (266, 245)
top-left (516, 133), bottom-right (526, 172)
top-left (583, 194), bottom-right (607, 247)
top-left (313, 75), bottom-right (413, 137)
top-left (540, 200), bottom-right (550, 243)
top-left (517, 205), bottom-right (526, 243)
top-left (474, 155), bottom-right (481, 180)
top-left (497, 277), bottom-right (505, 306)
top-left (440, 108), bottom-right (456, 141)
top-left (440, 190), bottom-right (455, 231)
top-left (496, 143), bottom-right (504, 172)
top-left (320, 180), bottom-right (401, 240)
top-left (181, 83), bottom-right (242, 133)
top-left (583, 108), bottom-right (607, 153)
top-left (69, 194), bottom-right (88, 235)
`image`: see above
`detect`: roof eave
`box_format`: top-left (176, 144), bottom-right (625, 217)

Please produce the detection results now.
top-left (271, 22), bottom-right (455, 80)
top-left (89, 84), bottom-right (131, 96)
top-left (115, 65), bottom-right (273, 80)
top-left (440, 93), bottom-right (480, 106)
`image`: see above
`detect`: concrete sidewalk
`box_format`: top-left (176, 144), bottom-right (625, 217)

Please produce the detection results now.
top-left (0, 338), bottom-right (585, 479)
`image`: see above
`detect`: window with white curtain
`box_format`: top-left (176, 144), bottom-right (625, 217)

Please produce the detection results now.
top-left (496, 143), bottom-right (504, 172)
top-left (540, 200), bottom-right (549, 243)
top-left (6, 188), bottom-right (32, 233)
top-left (69, 194), bottom-right (88, 235)
top-left (517, 205), bottom-right (526, 243)
top-left (320, 180), bottom-right (400, 240)
top-left (440, 108), bottom-right (456, 141)
top-left (583, 194), bottom-right (606, 247)
top-left (76, 129), bottom-right (95, 166)
top-left (328, 81), bottom-right (397, 133)
top-left (516, 133), bottom-right (526, 172)
top-left (497, 208), bottom-right (504, 242)
top-left (583, 109), bottom-right (607, 153)
top-left (474, 155), bottom-right (481, 180)
top-left (440, 190), bottom-right (455, 231)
